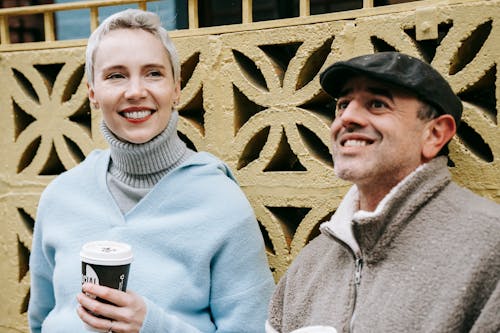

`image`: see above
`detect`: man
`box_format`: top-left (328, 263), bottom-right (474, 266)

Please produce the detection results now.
top-left (266, 52), bottom-right (499, 333)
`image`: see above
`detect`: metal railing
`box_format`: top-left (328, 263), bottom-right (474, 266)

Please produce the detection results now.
top-left (0, 0), bottom-right (391, 46)
top-left (2, 0), bottom-right (480, 50)
top-left (0, 0), bottom-right (150, 44)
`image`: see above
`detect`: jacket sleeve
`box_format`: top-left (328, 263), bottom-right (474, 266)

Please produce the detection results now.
top-left (208, 212), bottom-right (276, 333)
top-left (469, 273), bottom-right (500, 333)
top-left (266, 272), bottom-right (287, 333)
top-left (28, 199), bottom-right (56, 333)
top-left (139, 214), bottom-right (275, 333)
top-left (139, 298), bottom-right (204, 333)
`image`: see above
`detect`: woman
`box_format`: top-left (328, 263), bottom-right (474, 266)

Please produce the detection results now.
top-left (28, 9), bottom-right (275, 333)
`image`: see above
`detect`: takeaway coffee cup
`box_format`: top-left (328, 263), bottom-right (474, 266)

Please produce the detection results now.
top-left (80, 241), bottom-right (133, 331)
top-left (80, 240), bottom-right (133, 322)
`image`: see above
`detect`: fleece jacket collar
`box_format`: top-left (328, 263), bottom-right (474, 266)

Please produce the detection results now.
top-left (320, 156), bottom-right (451, 263)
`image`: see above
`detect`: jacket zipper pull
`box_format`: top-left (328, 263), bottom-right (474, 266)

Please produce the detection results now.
top-left (349, 257), bottom-right (363, 333)
top-left (354, 258), bottom-right (363, 285)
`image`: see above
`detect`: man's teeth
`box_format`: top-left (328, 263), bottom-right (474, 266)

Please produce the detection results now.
top-left (344, 139), bottom-right (368, 147)
top-left (123, 110), bottom-right (151, 119)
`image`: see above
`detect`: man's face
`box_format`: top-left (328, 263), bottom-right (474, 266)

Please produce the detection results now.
top-left (330, 76), bottom-right (430, 191)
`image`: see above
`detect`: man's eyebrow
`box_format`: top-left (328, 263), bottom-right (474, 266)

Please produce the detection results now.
top-left (337, 84), bottom-right (395, 100)
top-left (366, 87), bottom-right (394, 100)
top-left (338, 87), bottom-right (353, 97)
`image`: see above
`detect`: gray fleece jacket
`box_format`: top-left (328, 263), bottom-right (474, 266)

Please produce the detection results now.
top-left (267, 157), bottom-right (500, 333)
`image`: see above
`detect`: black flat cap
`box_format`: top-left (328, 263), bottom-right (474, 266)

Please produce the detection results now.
top-left (319, 52), bottom-right (463, 124)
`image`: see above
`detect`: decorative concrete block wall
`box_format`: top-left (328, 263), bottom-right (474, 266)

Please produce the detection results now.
top-left (0, 0), bottom-right (498, 331)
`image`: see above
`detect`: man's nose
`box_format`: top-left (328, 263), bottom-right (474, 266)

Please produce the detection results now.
top-left (337, 100), bottom-right (367, 127)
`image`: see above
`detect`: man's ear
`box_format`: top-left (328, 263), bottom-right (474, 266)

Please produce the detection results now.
top-left (422, 114), bottom-right (456, 161)
top-left (87, 82), bottom-right (99, 109)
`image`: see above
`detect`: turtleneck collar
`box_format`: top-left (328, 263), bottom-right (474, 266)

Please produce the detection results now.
top-left (101, 111), bottom-right (192, 188)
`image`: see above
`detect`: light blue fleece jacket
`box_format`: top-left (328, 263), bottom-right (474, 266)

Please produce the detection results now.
top-left (28, 150), bottom-right (275, 332)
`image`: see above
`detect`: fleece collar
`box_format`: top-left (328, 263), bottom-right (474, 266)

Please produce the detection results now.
top-left (320, 156), bottom-right (451, 263)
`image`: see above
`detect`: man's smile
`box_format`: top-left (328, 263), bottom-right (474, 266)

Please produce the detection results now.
top-left (338, 133), bottom-right (375, 147)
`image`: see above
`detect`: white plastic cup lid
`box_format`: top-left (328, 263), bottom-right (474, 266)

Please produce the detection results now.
top-left (80, 240), bottom-right (133, 266)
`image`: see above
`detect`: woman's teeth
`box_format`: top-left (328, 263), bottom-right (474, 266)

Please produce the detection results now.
top-left (344, 139), bottom-right (368, 147)
top-left (123, 110), bottom-right (152, 119)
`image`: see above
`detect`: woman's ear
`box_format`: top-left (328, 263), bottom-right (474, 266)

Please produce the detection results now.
top-left (87, 82), bottom-right (99, 109)
top-left (422, 114), bottom-right (456, 161)
top-left (175, 81), bottom-right (181, 102)
top-left (172, 81), bottom-right (181, 108)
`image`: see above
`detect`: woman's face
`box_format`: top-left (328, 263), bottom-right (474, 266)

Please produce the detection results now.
top-left (88, 28), bottom-right (180, 144)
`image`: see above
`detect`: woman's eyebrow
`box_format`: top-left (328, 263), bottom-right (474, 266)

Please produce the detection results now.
top-left (143, 63), bottom-right (167, 69)
top-left (100, 65), bottom-right (126, 72)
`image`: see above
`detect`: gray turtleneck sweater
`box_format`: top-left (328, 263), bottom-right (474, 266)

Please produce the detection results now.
top-left (101, 111), bottom-right (194, 213)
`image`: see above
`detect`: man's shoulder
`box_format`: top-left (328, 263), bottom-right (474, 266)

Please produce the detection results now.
top-left (431, 182), bottom-right (500, 243)
top-left (444, 182), bottom-right (500, 218)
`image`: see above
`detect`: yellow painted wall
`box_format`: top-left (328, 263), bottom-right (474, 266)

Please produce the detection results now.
top-left (0, 0), bottom-right (498, 331)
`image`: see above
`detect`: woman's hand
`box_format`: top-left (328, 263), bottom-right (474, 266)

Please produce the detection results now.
top-left (77, 283), bottom-right (147, 333)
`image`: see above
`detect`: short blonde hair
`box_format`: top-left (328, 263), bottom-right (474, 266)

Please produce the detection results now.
top-left (85, 8), bottom-right (180, 86)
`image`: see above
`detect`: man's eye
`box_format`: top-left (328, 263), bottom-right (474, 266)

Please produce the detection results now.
top-left (336, 101), bottom-right (349, 110)
top-left (371, 100), bottom-right (387, 108)
top-left (334, 101), bottom-right (348, 117)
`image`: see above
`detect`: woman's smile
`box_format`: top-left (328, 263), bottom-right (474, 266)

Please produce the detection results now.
top-left (120, 106), bottom-right (156, 123)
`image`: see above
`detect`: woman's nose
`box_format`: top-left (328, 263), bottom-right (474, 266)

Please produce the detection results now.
top-left (124, 78), bottom-right (147, 99)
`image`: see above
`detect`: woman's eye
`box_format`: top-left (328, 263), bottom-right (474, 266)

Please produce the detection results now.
top-left (106, 73), bottom-right (124, 80)
top-left (148, 70), bottom-right (163, 77)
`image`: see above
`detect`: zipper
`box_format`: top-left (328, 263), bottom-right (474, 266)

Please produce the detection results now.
top-left (321, 226), bottom-right (363, 333)
top-left (349, 257), bottom-right (363, 333)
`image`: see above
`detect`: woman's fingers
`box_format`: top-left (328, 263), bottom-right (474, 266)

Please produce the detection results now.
top-left (76, 303), bottom-right (116, 332)
top-left (82, 283), bottom-right (128, 307)
top-left (77, 285), bottom-right (146, 332)
top-left (77, 291), bottom-right (118, 321)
